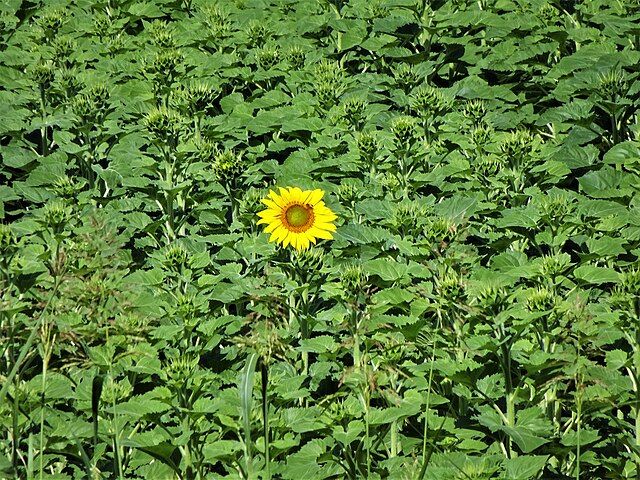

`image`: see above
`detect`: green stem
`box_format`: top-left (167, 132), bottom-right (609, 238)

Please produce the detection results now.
top-left (39, 85), bottom-right (48, 157)
top-left (0, 281), bottom-right (61, 405)
top-left (634, 327), bottom-right (640, 480)
top-left (300, 288), bottom-right (310, 376)
top-left (261, 362), bottom-right (271, 480)
top-left (363, 390), bottom-right (371, 478)
top-left (38, 322), bottom-right (54, 480)
top-left (353, 331), bottom-right (360, 369)
top-left (390, 420), bottom-right (398, 458)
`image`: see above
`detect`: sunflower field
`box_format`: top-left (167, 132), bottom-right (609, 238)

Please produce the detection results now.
top-left (2, 0), bottom-right (640, 478)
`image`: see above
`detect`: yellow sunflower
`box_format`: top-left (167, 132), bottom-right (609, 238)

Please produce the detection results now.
top-left (257, 187), bottom-right (337, 251)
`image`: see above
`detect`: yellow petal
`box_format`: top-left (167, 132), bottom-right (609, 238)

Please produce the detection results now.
top-left (257, 209), bottom-right (279, 218)
top-left (287, 233), bottom-right (296, 250)
top-left (282, 231), bottom-right (291, 248)
top-left (306, 189), bottom-right (324, 205)
top-left (314, 222), bottom-right (337, 232)
top-left (278, 186), bottom-right (293, 204)
top-left (268, 189), bottom-right (287, 208)
top-left (263, 220), bottom-right (281, 233)
top-left (269, 225), bottom-right (285, 243)
top-left (290, 187), bottom-right (304, 201)
top-left (260, 199), bottom-right (281, 210)
top-left (308, 227), bottom-right (334, 239)
top-left (314, 215), bottom-right (337, 225)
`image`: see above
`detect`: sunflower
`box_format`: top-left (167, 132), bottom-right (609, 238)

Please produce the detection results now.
top-left (257, 187), bottom-right (337, 251)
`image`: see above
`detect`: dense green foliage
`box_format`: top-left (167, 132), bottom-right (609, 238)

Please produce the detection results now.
top-left (2, 0), bottom-right (640, 478)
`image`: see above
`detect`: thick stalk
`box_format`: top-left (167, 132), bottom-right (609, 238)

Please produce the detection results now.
top-left (39, 86), bottom-right (48, 157)
top-left (261, 362), bottom-right (271, 480)
top-left (634, 327), bottom-right (640, 480)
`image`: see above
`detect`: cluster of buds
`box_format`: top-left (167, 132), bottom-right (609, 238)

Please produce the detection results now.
top-left (499, 129), bottom-right (534, 165)
top-left (538, 3), bottom-right (558, 24)
top-left (598, 69), bottom-right (628, 99)
top-left (435, 269), bottom-right (464, 302)
top-left (390, 201), bottom-right (429, 238)
top-left (52, 36), bottom-right (77, 68)
top-left (461, 99), bottom-right (488, 123)
top-left (144, 107), bottom-right (185, 147)
top-left (148, 20), bottom-right (175, 48)
top-left (100, 377), bottom-right (133, 404)
top-left (356, 130), bottom-right (379, 162)
top-left (337, 181), bottom-right (361, 206)
top-left (392, 64), bottom-right (418, 93)
top-left (476, 154), bottom-right (502, 177)
top-left (212, 149), bottom-right (243, 183)
top-left (471, 123), bottom-right (493, 149)
top-left (314, 60), bottom-right (346, 109)
top-left (148, 49), bottom-right (184, 79)
top-left (30, 61), bottom-right (55, 90)
top-left (163, 243), bottom-right (190, 272)
top-left (539, 253), bottom-right (571, 279)
top-left (341, 97), bottom-right (367, 130)
top-left (368, 0), bottom-right (389, 18)
top-left (240, 187), bottom-right (267, 218)
top-left (390, 115), bottom-right (418, 151)
top-left (340, 263), bottom-right (368, 301)
top-left (200, 5), bottom-right (231, 40)
top-left (245, 20), bottom-right (271, 48)
top-left (41, 200), bottom-right (70, 234)
top-left (425, 217), bottom-right (457, 244)
top-left (166, 353), bottom-right (199, 383)
top-left (71, 84), bottom-right (111, 125)
top-left (411, 84), bottom-right (452, 119)
top-left (201, 5), bottom-right (231, 38)
top-left (292, 248), bottom-right (325, 273)
top-left (93, 12), bottom-right (113, 39)
top-left (176, 292), bottom-right (199, 322)
top-left (285, 45), bottom-right (306, 70)
top-left (176, 81), bottom-right (219, 115)
top-left (526, 286), bottom-right (556, 312)
top-left (0, 224), bottom-right (15, 255)
top-left (472, 285), bottom-right (509, 312)
top-left (34, 9), bottom-right (65, 43)
top-left (256, 44), bottom-right (280, 70)
top-left (619, 266), bottom-right (640, 294)
top-left (51, 175), bottom-right (85, 199)
top-left (538, 189), bottom-right (574, 221)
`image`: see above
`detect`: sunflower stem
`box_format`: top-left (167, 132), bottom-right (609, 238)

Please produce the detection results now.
top-left (300, 287), bottom-right (310, 378)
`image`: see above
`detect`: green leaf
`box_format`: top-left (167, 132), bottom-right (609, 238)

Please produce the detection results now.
top-left (128, 2), bottom-right (164, 18)
top-left (606, 349), bottom-right (628, 370)
top-left (578, 167), bottom-right (635, 199)
top-left (202, 440), bottom-right (243, 461)
top-left (603, 141), bottom-right (640, 166)
top-left (433, 195), bottom-right (478, 222)
top-left (560, 428), bottom-right (601, 447)
top-left (365, 258), bottom-right (408, 282)
top-left (108, 397), bottom-right (170, 418)
top-left (573, 265), bottom-right (620, 284)
top-left (282, 407), bottom-right (326, 433)
top-left (368, 390), bottom-right (422, 425)
top-left (502, 455), bottom-right (549, 480)
top-left (239, 352), bottom-right (258, 472)
top-left (335, 224), bottom-right (389, 245)
top-left (282, 439), bottom-right (329, 480)
top-left (586, 236), bottom-right (626, 257)
top-left (503, 426), bottom-right (548, 454)
top-left (298, 336), bottom-right (338, 354)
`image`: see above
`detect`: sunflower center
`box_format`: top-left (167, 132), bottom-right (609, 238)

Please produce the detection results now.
top-left (284, 204), bottom-right (313, 231)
